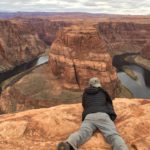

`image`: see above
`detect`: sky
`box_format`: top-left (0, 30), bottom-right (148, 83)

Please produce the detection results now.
top-left (0, 0), bottom-right (150, 15)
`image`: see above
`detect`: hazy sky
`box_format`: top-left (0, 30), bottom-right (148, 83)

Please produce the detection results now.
top-left (0, 0), bottom-right (150, 15)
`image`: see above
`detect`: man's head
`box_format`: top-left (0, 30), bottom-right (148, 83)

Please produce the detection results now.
top-left (89, 77), bottom-right (102, 88)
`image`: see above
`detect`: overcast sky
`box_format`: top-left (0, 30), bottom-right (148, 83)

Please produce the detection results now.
top-left (0, 0), bottom-right (150, 15)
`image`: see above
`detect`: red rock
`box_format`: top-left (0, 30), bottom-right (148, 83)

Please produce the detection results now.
top-left (0, 98), bottom-right (149, 150)
top-left (20, 18), bottom-right (71, 45)
top-left (49, 24), bottom-right (119, 98)
top-left (0, 20), bottom-right (46, 72)
top-left (98, 22), bottom-right (150, 54)
top-left (0, 64), bottom-right (82, 114)
top-left (141, 44), bottom-right (150, 60)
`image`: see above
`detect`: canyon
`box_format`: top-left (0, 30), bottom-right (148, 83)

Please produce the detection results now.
top-left (98, 22), bottom-right (150, 56)
top-left (0, 22), bottom-right (120, 113)
top-left (0, 15), bottom-right (150, 113)
top-left (0, 64), bottom-right (82, 114)
top-left (0, 20), bottom-right (46, 73)
top-left (49, 23), bottom-right (119, 98)
top-left (141, 44), bottom-right (150, 60)
top-left (16, 18), bottom-right (71, 45)
top-left (0, 13), bottom-right (150, 149)
top-left (0, 98), bottom-right (149, 150)
top-left (0, 18), bottom-right (71, 73)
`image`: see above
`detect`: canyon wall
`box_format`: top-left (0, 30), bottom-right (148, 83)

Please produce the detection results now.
top-left (0, 21), bottom-right (120, 113)
top-left (141, 44), bottom-right (150, 60)
top-left (98, 22), bottom-right (150, 55)
top-left (0, 98), bottom-right (149, 150)
top-left (0, 20), bottom-right (46, 72)
top-left (20, 18), bottom-right (71, 45)
top-left (0, 19), bottom-right (71, 73)
top-left (49, 24), bottom-right (119, 98)
top-left (0, 64), bottom-right (82, 114)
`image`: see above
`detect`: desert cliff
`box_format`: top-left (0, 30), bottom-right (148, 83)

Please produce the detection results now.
top-left (0, 18), bottom-right (149, 114)
top-left (0, 21), bottom-right (122, 112)
top-left (49, 23), bottom-right (119, 98)
top-left (18, 18), bottom-right (71, 45)
top-left (0, 18), bottom-right (72, 73)
top-left (141, 44), bottom-right (150, 60)
top-left (0, 98), bottom-right (149, 150)
top-left (98, 22), bottom-right (150, 55)
top-left (0, 64), bottom-right (82, 114)
top-left (0, 16), bottom-right (149, 150)
top-left (0, 20), bottom-right (46, 73)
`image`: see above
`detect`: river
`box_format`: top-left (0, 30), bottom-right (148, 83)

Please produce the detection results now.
top-left (0, 54), bottom-right (150, 98)
top-left (0, 55), bottom-right (49, 86)
top-left (113, 53), bottom-right (150, 98)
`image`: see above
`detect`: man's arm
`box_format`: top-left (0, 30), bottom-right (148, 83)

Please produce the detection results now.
top-left (82, 92), bottom-right (86, 109)
top-left (104, 91), bottom-right (117, 121)
top-left (105, 92), bottom-right (114, 108)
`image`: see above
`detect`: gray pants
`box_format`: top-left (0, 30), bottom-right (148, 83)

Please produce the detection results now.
top-left (66, 112), bottom-right (128, 150)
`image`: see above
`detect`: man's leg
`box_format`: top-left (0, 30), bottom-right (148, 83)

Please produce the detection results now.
top-left (66, 119), bottom-right (96, 150)
top-left (95, 113), bottom-right (128, 150)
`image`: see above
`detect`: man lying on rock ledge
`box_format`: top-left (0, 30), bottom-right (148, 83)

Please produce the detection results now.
top-left (57, 77), bottom-right (128, 150)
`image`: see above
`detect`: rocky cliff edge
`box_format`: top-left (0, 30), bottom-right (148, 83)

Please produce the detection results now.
top-left (0, 98), bottom-right (149, 150)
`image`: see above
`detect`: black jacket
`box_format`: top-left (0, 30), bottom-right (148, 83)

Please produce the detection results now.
top-left (82, 87), bottom-right (117, 121)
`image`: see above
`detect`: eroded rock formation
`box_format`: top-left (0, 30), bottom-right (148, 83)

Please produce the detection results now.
top-left (141, 44), bottom-right (150, 60)
top-left (0, 64), bottom-right (82, 114)
top-left (20, 18), bottom-right (71, 45)
top-left (0, 98), bottom-right (149, 150)
top-left (49, 24), bottom-right (119, 98)
top-left (0, 20), bottom-right (46, 72)
top-left (98, 22), bottom-right (150, 54)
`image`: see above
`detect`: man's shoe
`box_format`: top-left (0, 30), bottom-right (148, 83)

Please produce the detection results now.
top-left (57, 142), bottom-right (70, 150)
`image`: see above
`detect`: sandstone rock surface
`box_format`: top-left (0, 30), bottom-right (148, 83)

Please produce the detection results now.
top-left (17, 18), bottom-right (71, 45)
top-left (98, 22), bottom-right (150, 55)
top-left (49, 23), bottom-right (119, 98)
top-left (141, 44), bottom-right (150, 60)
top-left (0, 64), bottom-right (82, 114)
top-left (26, 18), bottom-right (71, 45)
top-left (0, 20), bottom-right (46, 72)
top-left (0, 98), bottom-right (149, 150)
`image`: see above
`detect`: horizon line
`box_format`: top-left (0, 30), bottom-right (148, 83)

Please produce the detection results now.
top-left (0, 11), bottom-right (150, 16)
